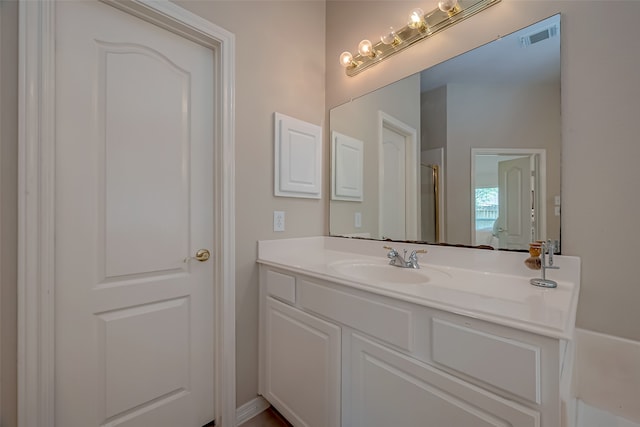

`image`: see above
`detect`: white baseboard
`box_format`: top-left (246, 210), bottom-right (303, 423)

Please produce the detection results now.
top-left (560, 338), bottom-right (577, 427)
top-left (236, 396), bottom-right (270, 425)
top-left (575, 328), bottom-right (640, 424)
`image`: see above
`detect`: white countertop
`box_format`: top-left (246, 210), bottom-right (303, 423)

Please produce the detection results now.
top-left (257, 236), bottom-right (580, 340)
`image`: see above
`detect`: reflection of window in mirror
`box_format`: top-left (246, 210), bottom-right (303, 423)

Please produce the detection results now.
top-left (474, 187), bottom-right (499, 247)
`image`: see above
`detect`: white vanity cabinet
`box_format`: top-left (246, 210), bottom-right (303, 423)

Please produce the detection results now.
top-left (347, 332), bottom-right (540, 427)
top-left (259, 264), bottom-right (565, 427)
top-left (259, 269), bottom-right (342, 427)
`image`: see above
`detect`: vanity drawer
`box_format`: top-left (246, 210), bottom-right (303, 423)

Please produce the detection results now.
top-left (298, 279), bottom-right (413, 351)
top-left (431, 318), bottom-right (541, 404)
top-left (265, 269), bottom-right (296, 304)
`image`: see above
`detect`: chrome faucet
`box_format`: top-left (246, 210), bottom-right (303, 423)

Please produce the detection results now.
top-left (384, 246), bottom-right (427, 269)
top-left (530, 240), bottom-right (560, 288)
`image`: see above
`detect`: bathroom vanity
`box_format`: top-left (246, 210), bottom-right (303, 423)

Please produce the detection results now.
top-left (257, 237), bottom-right (580, 427)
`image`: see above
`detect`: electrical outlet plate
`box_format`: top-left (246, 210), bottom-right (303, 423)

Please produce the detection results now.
top-left (273, 211), bottom-right (285, 232)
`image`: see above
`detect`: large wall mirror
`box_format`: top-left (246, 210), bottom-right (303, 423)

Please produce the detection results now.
top-left (330, 15), bottom-right (561, 251)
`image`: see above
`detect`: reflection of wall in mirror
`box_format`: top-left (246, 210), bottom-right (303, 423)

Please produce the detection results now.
top-left (421, 82), bottom-right (561, 246)
top-left (330, 74), bottom-right (421, 238)
top-left (421, 87), bottom-right (448, 242)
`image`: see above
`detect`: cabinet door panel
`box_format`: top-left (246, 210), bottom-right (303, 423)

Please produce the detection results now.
top-left (432, 318), bottom-right (541, 403)
top-left (263, 297), bottom-right (341, 427)
top-left (348, 333), bottom-right (540, 427)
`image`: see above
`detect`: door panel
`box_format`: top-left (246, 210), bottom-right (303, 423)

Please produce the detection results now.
top-left (55, 2), bottom-right (214, 426)
top-left (263, 297), bottom-right (341, 427)
top-left (99, 298), bottom-right (190, 418)
top-left (381, 126), bottom-right (406, 240)
top-left (98, 41), bottom-right (191, 278)
top-left (498, 156), bottom-right (532, 250)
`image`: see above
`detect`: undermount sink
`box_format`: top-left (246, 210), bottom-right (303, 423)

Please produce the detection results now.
top-left (328, 259), bottom-right (452, 285)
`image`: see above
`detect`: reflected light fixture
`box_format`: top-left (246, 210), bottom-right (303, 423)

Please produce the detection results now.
top-left (408, 8), bottom-right (428, 32)
top-left (438, 0), bottom-right (461, 15)
top-left (357, 39), bottom-right (376, 58)
top-left (339, 0), bottom-right (501, 76)
top-left (339, 51), bottom-right (357, 69)
top-left (380, 27), bottom-right (401, 46)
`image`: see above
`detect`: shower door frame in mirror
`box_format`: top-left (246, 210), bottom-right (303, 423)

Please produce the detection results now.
top-left (329, 14), bottom-right (561, 252)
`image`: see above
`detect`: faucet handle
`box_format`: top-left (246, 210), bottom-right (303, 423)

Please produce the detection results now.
top-left (408, 248), bottom-right (427, 260)
top-left (383, 246), bottom-right (398, 258)
top-left (406, 249), bottom-right (426, 269)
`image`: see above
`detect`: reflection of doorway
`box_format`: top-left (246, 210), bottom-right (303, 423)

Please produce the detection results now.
top-left (378, 112), bottom-right (419, 240)
top-left (471, 149), bottom-right (546, 249)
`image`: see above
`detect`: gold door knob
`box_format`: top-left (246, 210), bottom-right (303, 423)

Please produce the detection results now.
top-left (194, 249), bottom-right (211, 262)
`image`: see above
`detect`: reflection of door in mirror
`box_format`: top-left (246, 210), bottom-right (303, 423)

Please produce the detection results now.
top-left (381, 127), bottom-right (406, 240)
top-left (378, 112), bottom-right (419, 241)
top-left (472, 150), bottom-right (546, 250)
top-left (498, 156), bottom-right (533, 249)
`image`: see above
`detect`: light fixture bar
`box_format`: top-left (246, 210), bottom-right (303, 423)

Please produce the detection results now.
top-left (344, 0), bottom-right (501, 77)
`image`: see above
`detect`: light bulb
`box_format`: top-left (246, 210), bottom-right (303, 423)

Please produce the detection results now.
top-left (381, 27), bottom-right (400, 46)
top-left (339, 51), bottom-right (354, 68)
top-left (357, 39), bottom-right (375, 58)
top-left (438, 0), bottom-right (459, 14)
top-left (408, 8), bottom-right (427, 31)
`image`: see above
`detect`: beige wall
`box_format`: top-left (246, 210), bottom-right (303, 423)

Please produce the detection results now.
top-left (0, 0), bottom-right (18, 425)
top-left (420, 87), bottom-right (446, 242)
top-left (421, 86), bottom-right (447, 151)
top-left (329, 74), bottom-right (420, 238)
top-left (445, 82), bottom-right (561, 245)
top-left (326, 0), bottom-right (640, 342)
top-left (173, 1), bottom-right (326, 406)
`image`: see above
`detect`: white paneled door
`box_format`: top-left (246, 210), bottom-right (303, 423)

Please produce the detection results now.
top-left (497, 156), bottom-right (533, 250)
top-left (55, 2), bottom-right (214, 426)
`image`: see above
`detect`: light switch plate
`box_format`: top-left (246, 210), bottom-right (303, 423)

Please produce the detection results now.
top-left (354, 212), bottom-right (362, 228)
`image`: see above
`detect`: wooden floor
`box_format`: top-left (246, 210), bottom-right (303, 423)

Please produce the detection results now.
top-left (238, 407), bottom-right (292, 427)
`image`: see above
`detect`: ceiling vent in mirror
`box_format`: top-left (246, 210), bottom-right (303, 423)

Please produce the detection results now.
top-left (520, 24), bottom-right (558, 47)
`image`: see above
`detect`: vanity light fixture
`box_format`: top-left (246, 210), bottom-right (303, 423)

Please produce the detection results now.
top-left (380, 27), bottom-right (401, 46)
top-left (339, 51), bottom-right (357, 69)
top-left (357, 39), bottom-right (376, 58)
top-left (438, 0), bottom-right (462, 15)
top-left (408, 8), bottom-right (428, 32)
top-left (340, 0), bottom-right (501, 76)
